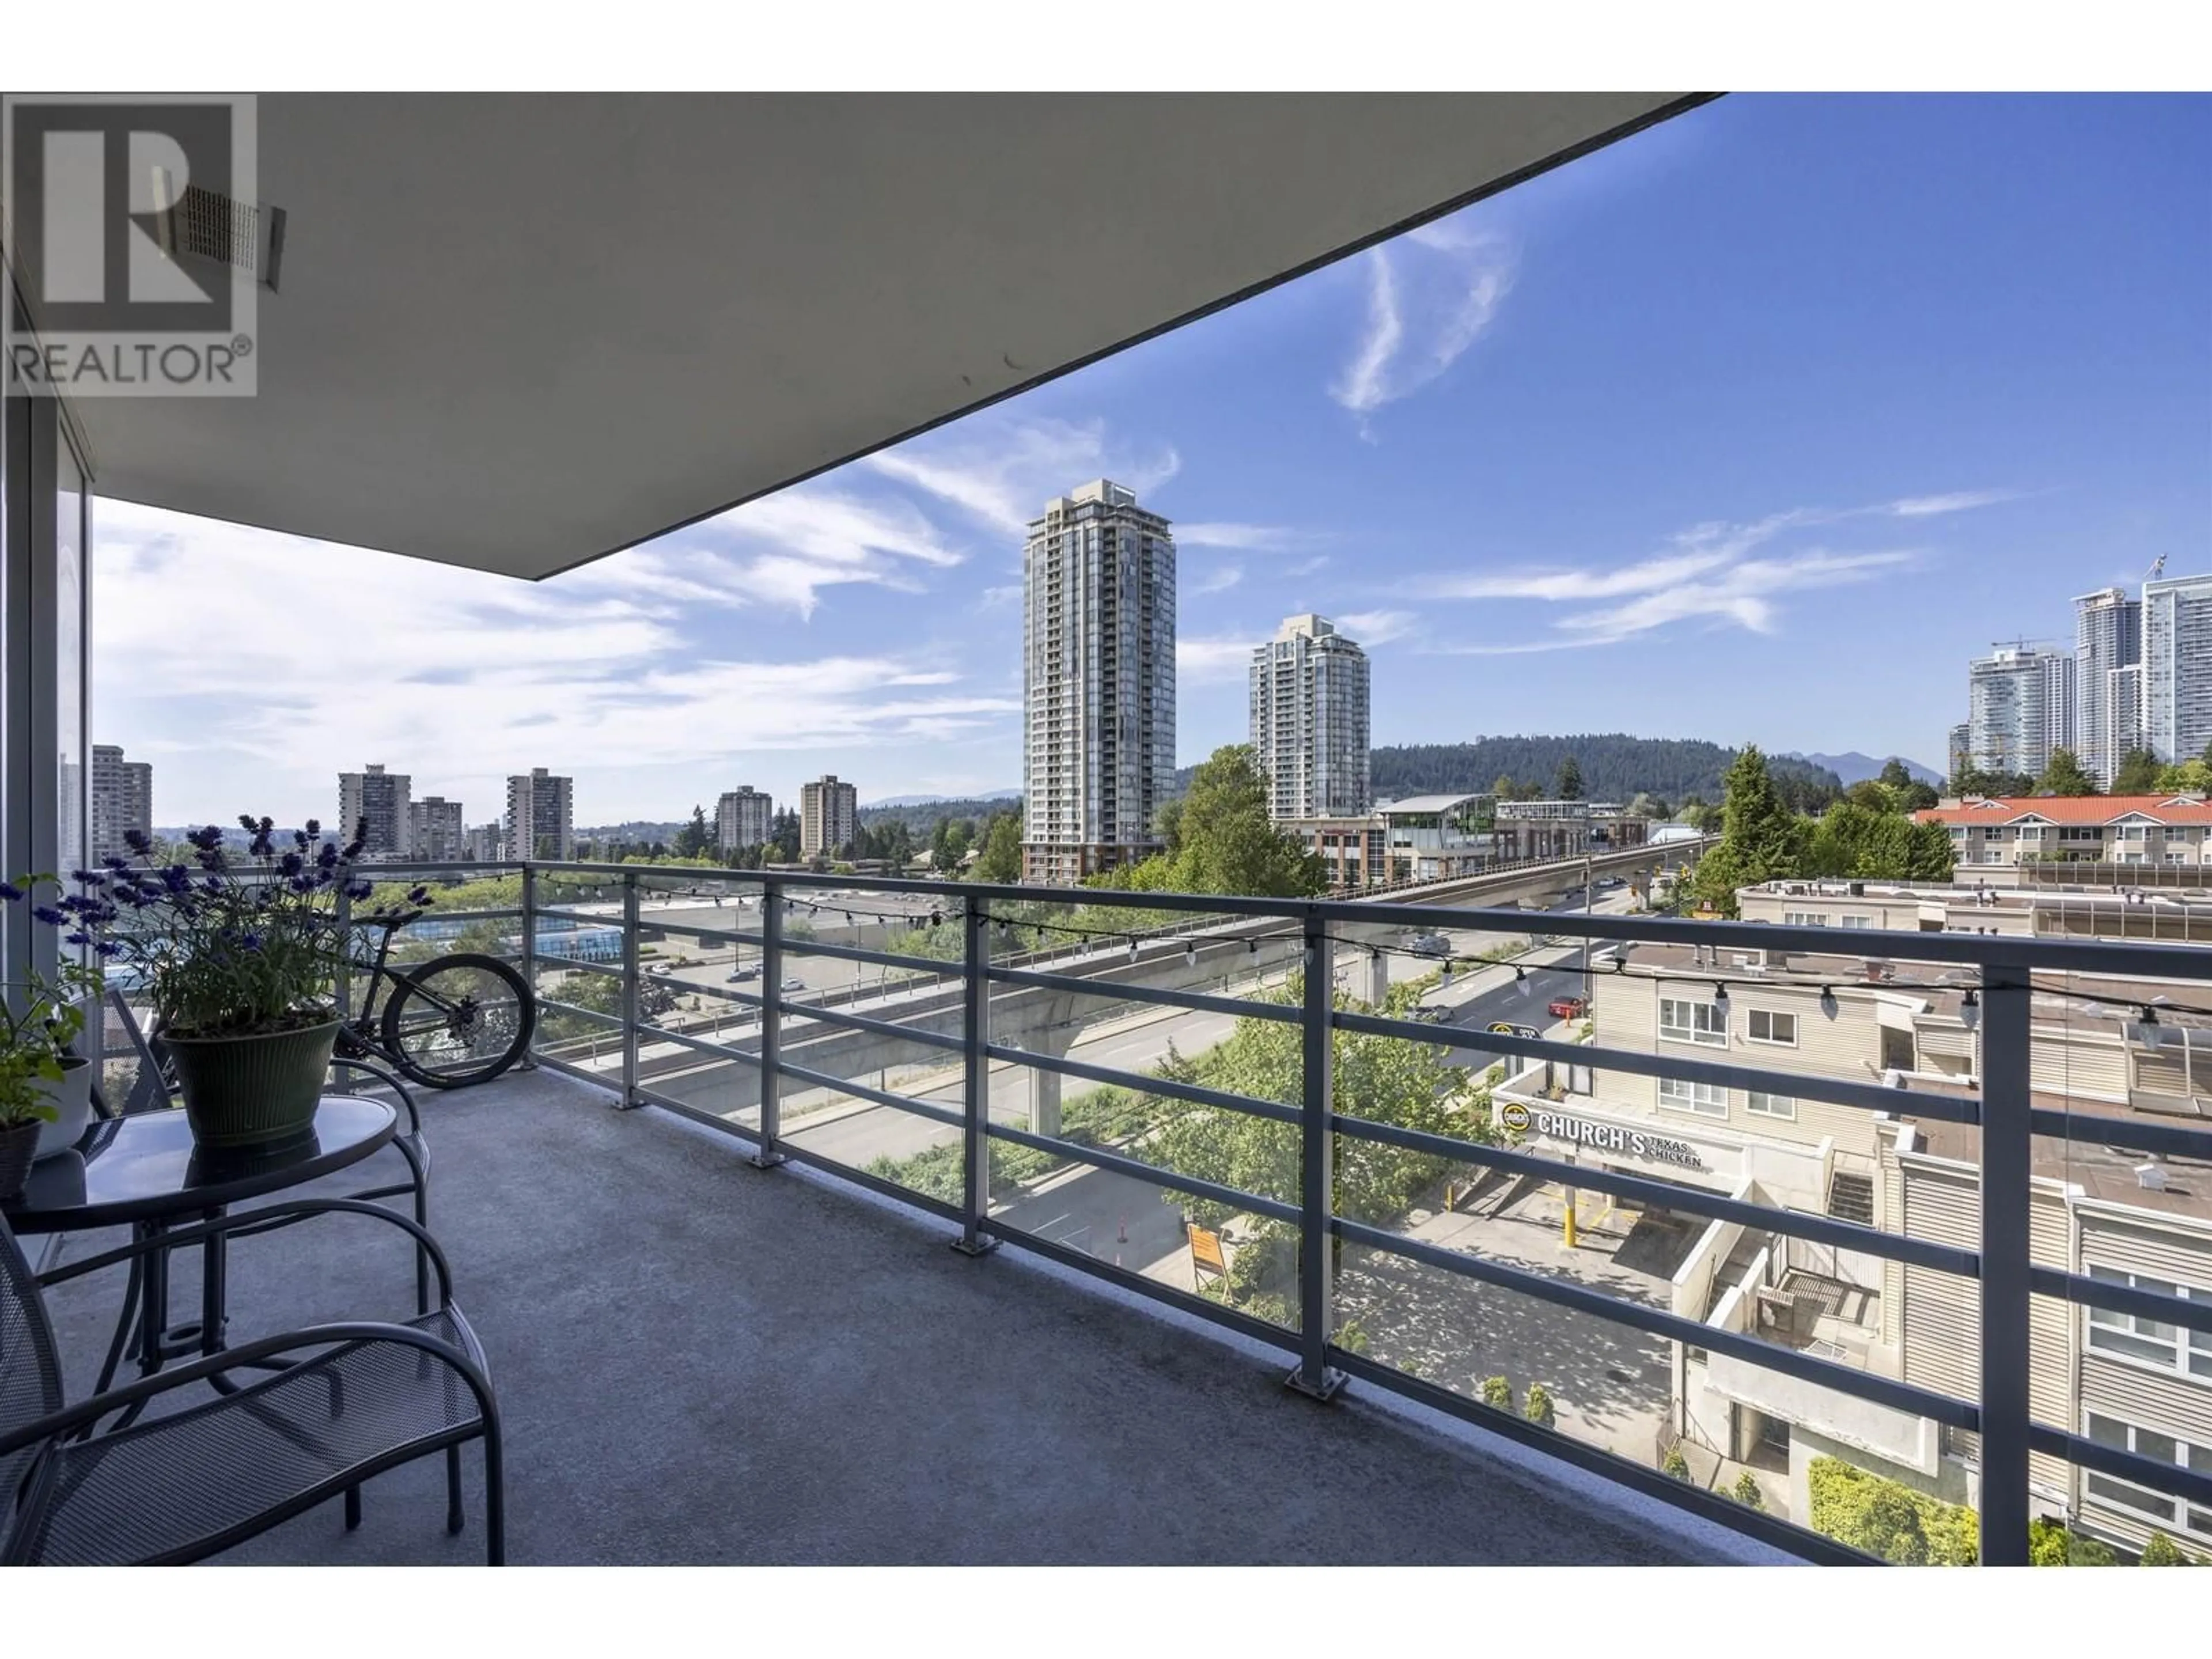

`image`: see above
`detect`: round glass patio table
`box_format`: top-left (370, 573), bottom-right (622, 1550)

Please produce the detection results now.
top-left (4, 1098), bottom-right (398, 1414)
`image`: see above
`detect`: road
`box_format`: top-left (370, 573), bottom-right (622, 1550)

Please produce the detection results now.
top-left (755, 884), bottom-right (1642, 1177)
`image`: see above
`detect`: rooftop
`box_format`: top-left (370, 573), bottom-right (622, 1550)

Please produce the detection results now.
top-left (1920, 795), bottom-right (2212, 827)
top-left (31, 1067), bottom-right (1761, 1566)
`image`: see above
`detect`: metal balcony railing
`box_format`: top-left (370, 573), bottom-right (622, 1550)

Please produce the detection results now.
top-left (352, 858), bottom-right (2212, 1566)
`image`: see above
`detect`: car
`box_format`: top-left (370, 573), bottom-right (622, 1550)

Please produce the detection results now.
top-left (649, 963), bottom-right (675, 976)
top-left (1548, 995), bottom-right (1589, 1020)
top-left (1406, 931), bottom-right (1452, 957)
top-left (1410, 1005), bottom-right (1453, 1024)
top-left (781, 976), bottom-right (806, 992)
top-left (726, 965), bottom-right (762, 983)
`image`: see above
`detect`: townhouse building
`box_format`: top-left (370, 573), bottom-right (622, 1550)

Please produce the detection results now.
top-left (1490, 926), bottom-right (2212, 1554)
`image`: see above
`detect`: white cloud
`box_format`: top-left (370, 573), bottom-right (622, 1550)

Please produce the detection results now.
top-left (1176, 636), bottom-right (1259, 684)
top-left (92, 499), bottom-right (1016, 823)
top-left (1888, 489), bottom-right (2018, 517)
top-left (863, 416), bottom-right (1180, 536)
top-left (574, 484), bottom-right (965, 620)
top-left (1174, 521), bottom-right (1333, 558)
top-left (1330, 218), bottom-right (1516, 435)
top-left (1402, 493), bottom-right (1974, 657)
top-left (1335, 609), bottom-right (1416, 646)
top-left (1552, 550), bottom-right (1914, 643)
top-left (1190, 565), bottom-right (1244, 596)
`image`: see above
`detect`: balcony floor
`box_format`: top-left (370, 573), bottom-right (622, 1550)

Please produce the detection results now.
top-left (35, 1069), bottom-right (1767, 1565)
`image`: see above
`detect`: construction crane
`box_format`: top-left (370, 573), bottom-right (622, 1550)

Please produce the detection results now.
top-left (2146, 554), bottom-right (2167, 582)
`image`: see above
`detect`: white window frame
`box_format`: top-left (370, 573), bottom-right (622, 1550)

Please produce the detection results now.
top-left (2082, 1411), bottom-right (2212, 1538)
top-left (1839, 914), bottom-right (1875, 929)
top-left (1745, 1090), bottom-right (1797, 1119)
top-left (1782, 910), bottom-right (1830, 927)
top-left (1658, 997), bottom-right (1726, 1048)
top-left (2085, 1266), bottom-right (2212, 1379)
top-left (1747, 1007), bottom-right (1798, 1047)
top-left (1657, 1077), bottom-right (1727, 1118)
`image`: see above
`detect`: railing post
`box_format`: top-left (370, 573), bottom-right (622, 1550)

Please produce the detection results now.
top-left (1287, 909), bottom-right (1344, 1400)
top-left (1978, 961), bottom-right (2032, 1566)
top-left (618, 870), bottom-right (643, 1110)
top-left (516, 863), bottom-right (538, 1069)
top-left (952, 896), bottom-right (998, 1256)
top-left (752, 878), bottom-right (787, 1168)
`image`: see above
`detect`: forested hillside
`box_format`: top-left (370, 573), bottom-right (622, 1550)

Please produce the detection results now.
top-left (1363, 736), bottom-right (1842, 809)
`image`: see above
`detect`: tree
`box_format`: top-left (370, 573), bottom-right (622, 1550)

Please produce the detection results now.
top-left (1480, 1376), bottom-right (1514, 1412)
top-left (2156, 757), bottom-right (2212, 796)
top-left (2138, 1530), bottom-right (2196, 1565)
top-left (971, 812), bottom-right (1024, 884)
top-left (1523, 1383), bottom-right (1556, 1429)
top-left (1843, 779), bottom-right (1894, 813)
top-left (1626, 792), bottom-right (1670, 821)
top-left (1144, 976), bottom-right (1499, 1312)
top-left (1661, 1445), bottom-right (1691, 1482)
top-left (1872, 758), bottom-right (1940, 811)
top-left (672, 804), bottom-right (711, 859)
top-left (765, 809), bottom-right (801, 863)
top-left (2035, 746), bottom-right (2099, 797)
top-left (2028, 1517), bottom-right (2115, 1566)
top-left (1092, 746), bottom-right (1324, 900)
top-left (1690, 745), bottom-right (1805, 918)
top-left (1732, 1471), bottom-right (1765, 1510)
top-left (1555, 755), bottom-right (1584, 800)
top-left (2112, 747), bottom-right (2166, 793)
top-left (1801, 801), bottom-right (1955, 882)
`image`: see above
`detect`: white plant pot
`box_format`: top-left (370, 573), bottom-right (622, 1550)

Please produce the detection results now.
top-left (33, 1056), bottom-right (94, 1161)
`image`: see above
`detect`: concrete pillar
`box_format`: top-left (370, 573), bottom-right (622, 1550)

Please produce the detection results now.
top-left (1031, 1066), bottom-right (1063, 1140)
top-left (999, 991), bottom-right (1081, 1139)
top-left (1366, 947), bottom-right (1391, 1008)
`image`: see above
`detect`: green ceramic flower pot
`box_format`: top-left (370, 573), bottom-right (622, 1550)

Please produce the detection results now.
top-left (163, 1018), bottom-right (340, 1150)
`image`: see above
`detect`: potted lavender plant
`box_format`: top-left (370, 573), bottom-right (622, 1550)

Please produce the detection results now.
top-left (70, 817), bottom-right (426, 1150)
top-left (0, 876), bottom-right (103, 1202)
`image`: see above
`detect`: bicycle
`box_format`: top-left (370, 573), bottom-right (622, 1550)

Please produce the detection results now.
top-left (332, 911), bottom-right (537, 1089)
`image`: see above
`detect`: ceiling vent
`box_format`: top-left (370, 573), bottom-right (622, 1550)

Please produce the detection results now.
top-left (151, 168), bottom-right (286, 291)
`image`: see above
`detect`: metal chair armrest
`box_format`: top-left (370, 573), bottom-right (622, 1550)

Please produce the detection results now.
top-left (36, 1198), bottom-right (457, 1307)
top-left (0, 1316), bottom-right (494, 1461)
top-left (328, 1056), bottom-right (424, 1137)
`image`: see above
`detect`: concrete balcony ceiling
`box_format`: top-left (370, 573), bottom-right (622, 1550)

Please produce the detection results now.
top-left (66, 93), bottom-right (1699, 579)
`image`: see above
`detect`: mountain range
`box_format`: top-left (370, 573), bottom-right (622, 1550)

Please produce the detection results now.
top-left (1784, 752), bottom-right (1943, 787)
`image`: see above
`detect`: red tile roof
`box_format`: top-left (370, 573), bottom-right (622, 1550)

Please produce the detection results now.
top-left (1918, 794), bottom-right (2212, 827)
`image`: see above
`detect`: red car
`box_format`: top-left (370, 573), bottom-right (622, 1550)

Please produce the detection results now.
top-left (1548, 995), bottom-right (1589, 1020)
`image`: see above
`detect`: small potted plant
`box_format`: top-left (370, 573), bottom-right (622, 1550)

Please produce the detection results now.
top-left (67, 817), bottom-right (429, 1150)
top-left (0, 874), bottom-right (104, 1202)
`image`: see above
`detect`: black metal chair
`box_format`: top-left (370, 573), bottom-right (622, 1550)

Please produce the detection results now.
top-left (0, 1200), bottom-right (504, 1565)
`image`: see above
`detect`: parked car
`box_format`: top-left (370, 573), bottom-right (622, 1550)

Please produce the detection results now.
top-left (649, 963), bottom-right (675, 976)
top-left (726, 964), bottom-right (761, 983)
top-left (781, 976), bottom-right (806, 993)
top-left (1548, 995), bottom-right (1589, 1020)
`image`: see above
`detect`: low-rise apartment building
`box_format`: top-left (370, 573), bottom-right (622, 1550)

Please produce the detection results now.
top-left (1919, 793), bottom-right (2212, 871)
top-left (1282, 813), bottom-right (1388, 891)
top-left (1490, 931), bottom-right (2212, 1555)
top-left (1738, 874), bottom-right (2212, 947)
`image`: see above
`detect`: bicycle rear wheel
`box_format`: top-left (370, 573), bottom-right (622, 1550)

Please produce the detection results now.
top-left (380, 953), bottom-right (535, 1089)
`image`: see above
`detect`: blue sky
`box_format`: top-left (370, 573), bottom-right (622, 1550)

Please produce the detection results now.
top-left (98, 94), bottom-right (2212, 827)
